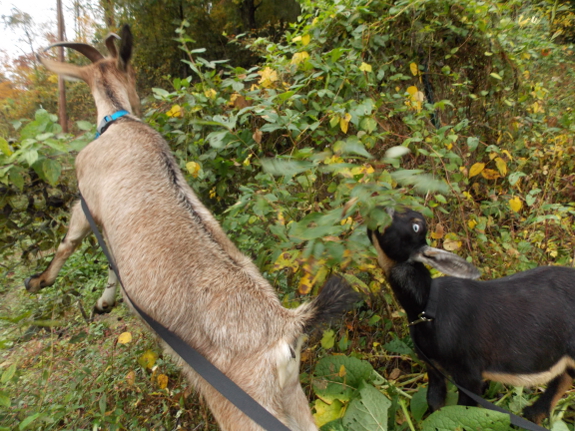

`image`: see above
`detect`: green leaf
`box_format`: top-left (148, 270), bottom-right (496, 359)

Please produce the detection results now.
top-left (421, 405), bottom-right (511, 431)
top-left (321, 329), bottom-right (335, 349)
top-left (99, 393), bottom-right (107, 416)
top-left (0, 137), bottom-right (12, 155)
top-left (43, 159), bottom-right (62, 185)
top-left (18, 412), bottom-right (42, 430)
top-left (321, 418), bottom-right (345, 431)
top-left (383, 338), bottom-right (415, 356)
top-left (410, 387), bottom-right (428, 422)
top-left (467, 137), bottom-right (479, 152)
top-left (342, 382), bottom-right (391, 431)
top-left (261, 158), bottom-right (314, 178)
top-left (1, 363), bottom-right (17, 383)
top-left (0, 391), bottom-right (10, 407)
top-left (490, 73), bottom-right (503, 80)
top-left (9, 168), bottom-right (24, 191)
top-left (206, 130), bottom-right (229, 148)
top-left (313, 355), bottom-right (374, 402)
top-left (333, 137), bottom-right (372, 158)
top-left (77, 120), bottom-right (93, 131)
top-left (22, 149), bottom-right (38, 166)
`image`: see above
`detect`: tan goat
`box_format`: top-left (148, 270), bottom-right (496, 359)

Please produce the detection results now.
top-left (25, 25), bottom-right (356, 431)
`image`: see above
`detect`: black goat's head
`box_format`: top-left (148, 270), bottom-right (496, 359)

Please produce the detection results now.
top-left (369, 207), bottom-right (481, 279)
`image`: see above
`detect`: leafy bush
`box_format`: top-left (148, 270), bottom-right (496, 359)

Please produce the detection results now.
top-left (3, 0), bottom-right (575, 428)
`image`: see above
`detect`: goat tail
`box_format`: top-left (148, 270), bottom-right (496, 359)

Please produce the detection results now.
top-left (301, 275), bottom-right (358, 333)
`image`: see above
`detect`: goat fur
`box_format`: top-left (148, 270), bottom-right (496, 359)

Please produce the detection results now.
top-left (26, 25), bottom-right (357, 431)
top-left (369, 207), bottom-right (575, 425)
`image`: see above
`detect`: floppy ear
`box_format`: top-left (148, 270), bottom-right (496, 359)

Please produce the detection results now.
top-left (37, 56), bottom-right (88, 82)
top-left (117, 24), bottom-right (133, 72)
top-left (411, 246), bottom-right (481, 279)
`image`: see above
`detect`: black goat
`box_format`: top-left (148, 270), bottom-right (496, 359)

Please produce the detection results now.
top-left (369, 207), bottom-right (575, 425)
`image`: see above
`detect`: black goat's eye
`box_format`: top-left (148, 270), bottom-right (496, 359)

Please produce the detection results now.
top-left (413, 223), bottom-right (420, 233)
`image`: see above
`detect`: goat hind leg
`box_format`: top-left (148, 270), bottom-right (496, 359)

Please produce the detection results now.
top-left (25, 200), bottom-right (91, 293)
top-left (523, 369), bottom-right (574, 425)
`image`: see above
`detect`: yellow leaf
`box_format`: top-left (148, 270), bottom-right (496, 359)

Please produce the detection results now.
top-left (481, 168), bottom-right (500, 180)
top-left (406, 86), bottom-right (418, 96)
top-left (157, 374), bottom-right (168, 389)
top-left (443, 237), bottom-right (462, 251)
top-left (430, 223), bottom-right (444, 239)
top-left (359, 62), bottom-right (372, 73)
top-left (204, 88), bottom-right (217, 99)
top-left (495, 157), bottom-right (507, 176)
top-left (340, 113), bottom-right (351, 134)
top-left (298, 272), bottom-right (314, 295)
top-left (468, 219), bottom-right (477, 229)
top-left (273, 251), bottom-right (299, 272)
top-left (302, 34), bottom-right (311, 46)
top-left (166, 104), bottom-right (183, 118)
top-left (313, 399), bottom-right (344, 427)
top-left (186, 161), bottom-right (201, 178)
top-left (338, 365), bottom-right (347, 377)
top-left (138, 350), bottom-right (159, 369)
top-left (410, 62), bottom-right (418, 76)
top-left (469, 163), bottom-right (485, 178)
top-left (126, 370), bottom-right (136, 385)
top-left (291, 52), bottom-right (310, 65)
top-left (118, 332), bottom-right (132, 344)
top-left (258, 67), bottom-right (279, 88)
top-left (509, 196), bottom-right (523, 213)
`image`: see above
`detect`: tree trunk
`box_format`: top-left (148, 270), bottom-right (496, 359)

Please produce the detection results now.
top-left (56, 0), bottom-right (68, 133)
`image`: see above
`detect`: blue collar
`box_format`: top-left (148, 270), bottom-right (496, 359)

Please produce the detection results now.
top-left (95, 110), bottom-right (130, 138)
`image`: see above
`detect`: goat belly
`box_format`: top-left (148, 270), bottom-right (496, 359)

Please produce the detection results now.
top-left (483, 356), bottom-right (575, 387)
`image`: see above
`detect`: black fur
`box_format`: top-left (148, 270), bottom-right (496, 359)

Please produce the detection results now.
top-left (118, 24), bottom-right (133, 71)
top-left (304, 276), bottom-right (358, 333)
top-left (370, 208), bottom-right (575, 424)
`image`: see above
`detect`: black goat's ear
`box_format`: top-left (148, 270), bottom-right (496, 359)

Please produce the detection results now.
top-left (411, 246), bottom-right (481, 279)
top-left (117, 24), bottom-right (133, 72)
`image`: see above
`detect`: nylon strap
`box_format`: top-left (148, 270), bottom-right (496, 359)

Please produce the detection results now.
top-left (80, 195), bottom-right (292, 431)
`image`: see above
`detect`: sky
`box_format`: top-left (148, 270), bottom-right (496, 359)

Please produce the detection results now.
top-left (0, 0), bottom-right (85, 59)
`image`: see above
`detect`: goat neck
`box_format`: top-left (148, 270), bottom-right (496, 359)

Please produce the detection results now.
top-left (387, 261), bottom-right (433, 322)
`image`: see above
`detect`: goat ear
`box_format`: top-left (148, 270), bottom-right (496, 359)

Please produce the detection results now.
top-left (38, 56), bottom-right (87, 82)
top-left (411, 246), bottom-right (481, 279)
top-left (117, 24), bottom-right (133, 72)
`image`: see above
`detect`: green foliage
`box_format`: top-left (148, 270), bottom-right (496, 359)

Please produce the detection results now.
top-left (3, 0), bottom-right (575, 428)
top-left (0, 110), bottom-right (92, 264)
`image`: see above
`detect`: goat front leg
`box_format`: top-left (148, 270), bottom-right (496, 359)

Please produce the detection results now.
top-left (523, 368), bottom-right (575, 425)
top-left (93, 266), bottom-right (119, 314)
top-left (426, 366), bottom-right (447, 412)
top-left (451, 370), bottom-right (483, 408)
top-left (25, 200), bottom-right (91, 293)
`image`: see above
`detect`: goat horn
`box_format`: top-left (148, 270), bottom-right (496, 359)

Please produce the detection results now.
top-left (45, 42), bottom-right (104, 63)
top-left (105, 33), bottom-right (121, 58)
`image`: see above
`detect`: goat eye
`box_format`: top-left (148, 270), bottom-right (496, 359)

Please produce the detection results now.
top-left (413, 224), bottom-right (420, 233)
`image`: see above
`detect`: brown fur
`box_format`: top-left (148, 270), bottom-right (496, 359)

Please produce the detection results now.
top-left (26, 25), bottom-right (355, 431)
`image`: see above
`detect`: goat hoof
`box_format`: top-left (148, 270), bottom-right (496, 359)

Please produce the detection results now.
top-left (24, 275), bottom-right (41, 293)
top-left (93, 303), bottom-right (114, 315)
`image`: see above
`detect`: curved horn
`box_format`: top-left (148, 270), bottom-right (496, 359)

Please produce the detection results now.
top-left (45, 42), bottom-right (104, 63)
top-left (105, 32), bottom-right (121, 58)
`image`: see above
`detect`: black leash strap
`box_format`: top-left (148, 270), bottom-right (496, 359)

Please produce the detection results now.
top-left (80, 195), bottom-right (292, 431)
